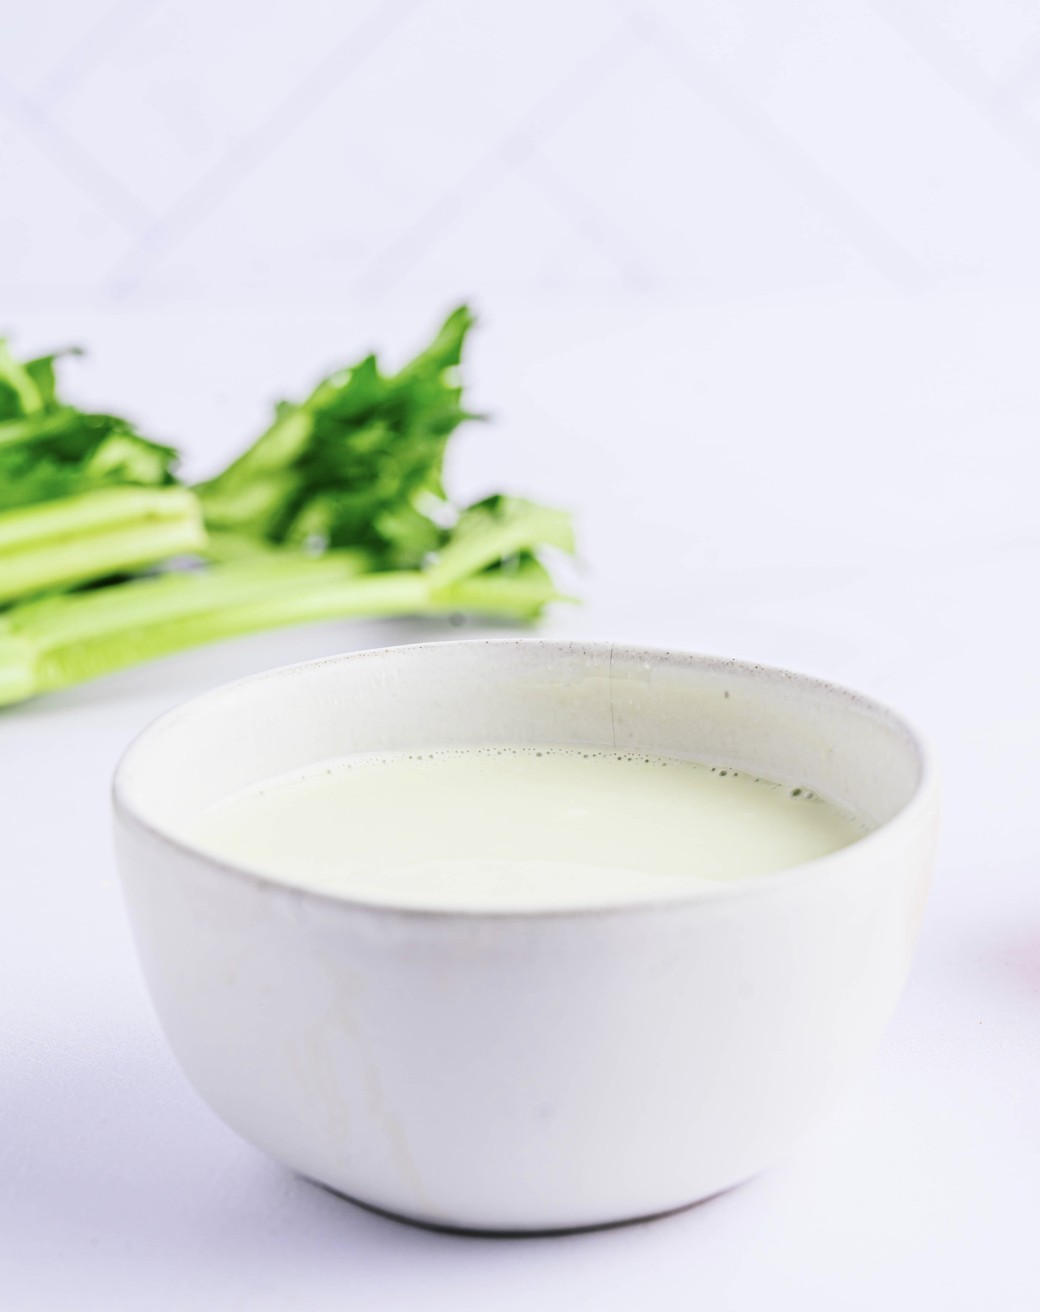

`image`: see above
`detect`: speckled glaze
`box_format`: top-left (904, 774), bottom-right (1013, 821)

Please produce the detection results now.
top-left (113, 640), bottom-right (940, 1233)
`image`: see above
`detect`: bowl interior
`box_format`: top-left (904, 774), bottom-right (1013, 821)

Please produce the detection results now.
top-left (115, 641), bottom-right (926, 851)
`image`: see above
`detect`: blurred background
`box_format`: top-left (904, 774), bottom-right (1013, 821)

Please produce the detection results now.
top-left (3, 5), bottom-right (1040, 1307)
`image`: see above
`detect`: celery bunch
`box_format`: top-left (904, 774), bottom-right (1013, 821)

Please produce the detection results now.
top-left (0, 310), bottom-right (573, 707)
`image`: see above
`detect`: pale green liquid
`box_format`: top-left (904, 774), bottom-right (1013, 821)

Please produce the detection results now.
top-left (187, 745), bottom-right (871, 911)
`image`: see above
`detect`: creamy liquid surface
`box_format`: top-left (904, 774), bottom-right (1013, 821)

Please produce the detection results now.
top-left (186, 745), bottom-right (872, 911)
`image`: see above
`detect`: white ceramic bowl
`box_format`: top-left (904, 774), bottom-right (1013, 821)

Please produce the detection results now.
top-left (113, 640), bottom-right (939, 1234)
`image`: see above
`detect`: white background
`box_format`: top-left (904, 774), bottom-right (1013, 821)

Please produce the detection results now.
top-left (2, 3), bottom-right (1040, 1308)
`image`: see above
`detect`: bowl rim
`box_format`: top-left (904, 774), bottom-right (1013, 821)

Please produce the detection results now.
top-left (112, 638), bottom-right (941, 922)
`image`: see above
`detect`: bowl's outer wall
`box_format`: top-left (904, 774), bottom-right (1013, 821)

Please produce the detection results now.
top-left (113, 641), bottom-right (940, 1232)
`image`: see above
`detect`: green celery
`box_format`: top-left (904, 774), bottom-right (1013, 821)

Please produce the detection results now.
top-left (430, 555), bottom-right (570, 621)
top-left (0, 316), bottom-right (577, 709)
top-left (194, 306), bottom-right (480, 568)
top-left (0, 486), bottom-right (207, 605)
top-left (0, 548), bottom-right (564, 706)
top-left (425, 496), bottom-right (575, 589)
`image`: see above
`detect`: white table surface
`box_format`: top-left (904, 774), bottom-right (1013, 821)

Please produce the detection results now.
top-left (3, 287), bottom-right (1039, 1310)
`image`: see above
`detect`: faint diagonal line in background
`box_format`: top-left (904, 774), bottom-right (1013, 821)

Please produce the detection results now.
top-left (105, 0), bottom-right (427, 298)
top-left (999, 25), bottom-right (1040, 104)
top-left (999, 32), bottom-right (1040, 104)
top-left (31, 0), bottom-right (162, 109)
top-left (0, 70), bottom-right (155, 233)
top-left (354, 18), bottom-right (653, 300)
top-left (871, 0), bottom-right (1040, 174)
top-left (631, 5), bottom-right (931, 294)
top-left (521, 153), bottom-right (659, 290)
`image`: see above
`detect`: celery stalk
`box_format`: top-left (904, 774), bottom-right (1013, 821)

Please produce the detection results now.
top-left (0, 551), bottom-right (562, 706)
top-left (0, 486), bottom-right (207, 604)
